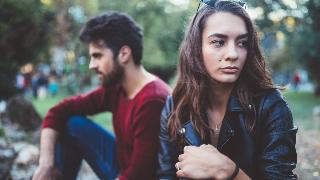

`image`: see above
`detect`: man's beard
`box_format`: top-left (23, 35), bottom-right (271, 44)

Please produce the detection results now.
top-left (102, 59), bottom-right (124, 87)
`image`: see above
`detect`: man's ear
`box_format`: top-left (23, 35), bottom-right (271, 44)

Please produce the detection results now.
top-left (118, 45), bottom-right (132, 64)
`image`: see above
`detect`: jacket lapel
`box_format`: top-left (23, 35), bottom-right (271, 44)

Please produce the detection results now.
top-left (182, 121), bottom-right (202, 146)
top-left (180, 96), bottom-right (246, 148)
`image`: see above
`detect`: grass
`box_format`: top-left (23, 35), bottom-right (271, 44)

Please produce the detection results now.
top-left (31, 89), bottom-right (320, 132)
top-left (31, 92), bottom-right (113, 131)
top-left (283, 90), bottom-right (320, 130)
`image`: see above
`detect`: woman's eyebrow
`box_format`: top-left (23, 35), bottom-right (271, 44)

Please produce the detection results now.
top-left (207, 33), bottom-right (249, 40)
top-left (207, 33), bottom-right (227, 39)
top-left (236, 33), bottom-right (249, 40)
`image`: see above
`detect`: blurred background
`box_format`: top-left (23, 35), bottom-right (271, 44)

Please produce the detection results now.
top-left (0, 0), bottom-right (319, 179)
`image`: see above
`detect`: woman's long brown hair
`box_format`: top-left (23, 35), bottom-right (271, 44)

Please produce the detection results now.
top-left (168, 1), bottom-right (274, 146)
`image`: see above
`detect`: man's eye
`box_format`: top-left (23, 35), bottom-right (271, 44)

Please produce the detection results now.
top-left (92, 54), bottom-right (102, 58)
top-left (210, 40), bottom-right (224, 48)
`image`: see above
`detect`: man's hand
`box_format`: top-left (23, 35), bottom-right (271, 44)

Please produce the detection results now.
top-left (32, 165), bottom-right (62, 180)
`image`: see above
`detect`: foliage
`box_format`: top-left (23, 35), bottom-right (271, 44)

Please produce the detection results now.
top-left (85, 0), bottom-right (191, 81)
top-left (246, 0), bottom-right (320, 88)
top-left (247, 0), bottom-right (290, 31)
top-left (289, 0), bottom-right (320, 84)
top-left (35, 0), bottom-right (189, 85)
top-left (0, 125), bottom-right (4, 138)
top-left (0, 0), bottom-right (53, 100)
top-left (246, 0), bottom-right (298, 72)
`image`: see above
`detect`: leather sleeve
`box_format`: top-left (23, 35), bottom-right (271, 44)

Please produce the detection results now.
top-left (157, 96), bottom-right (179, 180)
top-left (257, 91), bottom-right (298, 180)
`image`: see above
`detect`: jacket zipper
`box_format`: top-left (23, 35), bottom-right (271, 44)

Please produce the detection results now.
top-left (219, 129), bottom-right (234, 151)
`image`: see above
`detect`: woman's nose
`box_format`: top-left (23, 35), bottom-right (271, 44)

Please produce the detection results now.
top-left (224, 43), bottom-right (238, 61)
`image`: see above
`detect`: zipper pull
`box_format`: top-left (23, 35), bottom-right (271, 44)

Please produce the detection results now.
top-left (179, 127), bottom-right (186, 135)
top-left (228, 129), bottom-right (235, 136)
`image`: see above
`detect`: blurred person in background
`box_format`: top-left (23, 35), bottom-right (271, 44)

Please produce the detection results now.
top-left (33, 11), bottom-right (170, 180)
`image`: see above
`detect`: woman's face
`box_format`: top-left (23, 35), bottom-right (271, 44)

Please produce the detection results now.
top-left (202, 12), bottom-right (248, 84)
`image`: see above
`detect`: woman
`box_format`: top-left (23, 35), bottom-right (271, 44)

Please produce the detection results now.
top-left (158, 0), bottom-right (298, 179)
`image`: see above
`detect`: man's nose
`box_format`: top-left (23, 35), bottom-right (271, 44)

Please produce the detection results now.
top-left (89, 59), bottom-right (96, 69)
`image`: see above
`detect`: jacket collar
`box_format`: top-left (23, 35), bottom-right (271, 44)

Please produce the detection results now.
top-left (229, 95), bottom-right (246, 112)
top-left (181, 95), bottom-right (244, 148)
top-left (182, 118), bottom-right (235, 149)
top-left (182, 121), bottom-right (202, 146)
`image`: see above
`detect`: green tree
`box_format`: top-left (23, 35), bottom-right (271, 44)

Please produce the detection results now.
top-left (96, 0), bottom-right (189, 81)
top-left (245, 0), bottom-right (307, 85)
top-left (0, 0), bottom-right (53, 100)
top-left (44, 0), bottom-right (191, 83)
top-left (289, 0), bottom-right (320, 90)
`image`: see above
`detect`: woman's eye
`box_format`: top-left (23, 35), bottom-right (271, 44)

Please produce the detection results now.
top-left (210, 40), bottom-right (224, 48)
top-left (238, 40), bottom-right (248, 48)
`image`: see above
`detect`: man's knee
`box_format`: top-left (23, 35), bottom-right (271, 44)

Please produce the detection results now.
top-left (66, 116), bottom-right (88, 137)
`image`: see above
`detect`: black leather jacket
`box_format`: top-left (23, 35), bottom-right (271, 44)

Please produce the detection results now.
top-left (158, 89), bottom-right (298, 180)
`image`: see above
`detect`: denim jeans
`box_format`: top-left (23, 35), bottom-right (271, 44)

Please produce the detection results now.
top-left (55, 116), bottom-right (119, 180)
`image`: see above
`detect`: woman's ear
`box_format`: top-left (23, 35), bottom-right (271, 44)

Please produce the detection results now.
top-left (118, 45), bottom-right (132, 64)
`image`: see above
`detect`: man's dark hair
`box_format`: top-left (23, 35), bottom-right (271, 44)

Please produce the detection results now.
top-left (79, 11), bottom-right (143, 65)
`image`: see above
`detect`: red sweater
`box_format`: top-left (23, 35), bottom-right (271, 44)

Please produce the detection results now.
top-left (42, 78), bottom-right (171, 180)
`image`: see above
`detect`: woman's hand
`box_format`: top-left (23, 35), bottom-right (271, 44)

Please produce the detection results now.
top-left (175, 144), bottom-right (236, 180)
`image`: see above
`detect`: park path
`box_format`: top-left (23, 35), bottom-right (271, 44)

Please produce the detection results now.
top-left (294, 128), bottom-right (320, 180)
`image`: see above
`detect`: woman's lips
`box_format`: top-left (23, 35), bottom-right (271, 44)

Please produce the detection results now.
top-left (220, 67), bottom-right (239, 73)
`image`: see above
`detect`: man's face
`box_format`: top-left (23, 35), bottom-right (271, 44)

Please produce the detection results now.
top-left (89, 42), bottom-right (124, 87)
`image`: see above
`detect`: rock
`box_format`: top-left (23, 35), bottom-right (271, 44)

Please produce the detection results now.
top-left (0, 138), bottom-right (7, 147)
top-left (2, 124), bottom-right (29, 142)
top-left (12, 142), bottom-right (33, 155)
top-left (0, 101), bottom-right (6, 113)
top-left (312, 106), bottom-right (320, 117)
top-left (10, 163), bottom-right (37, 180)
top-left (0, 144), bottom-right (16, 179)
top-left (9, 143), bottom-right (39, 180)
top-left (3, 95), bottom-right (41, 131)
top-left (1, 116), bottom-right (41, 144)
top-left (14, 144), bottom-right (39, 166)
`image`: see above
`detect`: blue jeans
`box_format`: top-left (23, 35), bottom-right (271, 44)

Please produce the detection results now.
top-left (55, 116), bottom-right (119, 180)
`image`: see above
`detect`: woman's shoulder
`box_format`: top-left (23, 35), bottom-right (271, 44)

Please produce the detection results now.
top-left (161, 95), bottom-right (174, 117)
top-left (254, 88), bottom-right (294, 126)
top-left (254, 88), bottom-right (288, 109)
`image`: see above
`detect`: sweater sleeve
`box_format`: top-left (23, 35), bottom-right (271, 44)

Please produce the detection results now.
top-left (42, 87), bottom-right (111, 132)
top-left (118, 98), bottom-right (165, 180)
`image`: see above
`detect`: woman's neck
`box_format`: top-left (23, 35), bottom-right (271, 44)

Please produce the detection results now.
top-left (206, 83), bottom-right (234, 130)
top-left (207, 83), bottom-right (234, 110)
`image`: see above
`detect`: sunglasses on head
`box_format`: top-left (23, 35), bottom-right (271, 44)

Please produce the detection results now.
top-left (196, 0), bottom-right (247, 13)
top-left (192, 0), bottom-right (247, 25)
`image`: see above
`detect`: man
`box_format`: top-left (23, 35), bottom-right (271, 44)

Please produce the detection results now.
top-left (32, 11), bottom-right (170, 180)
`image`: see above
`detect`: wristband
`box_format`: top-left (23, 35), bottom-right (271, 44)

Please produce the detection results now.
top-left (227, 163), bottom-right (239, 180)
